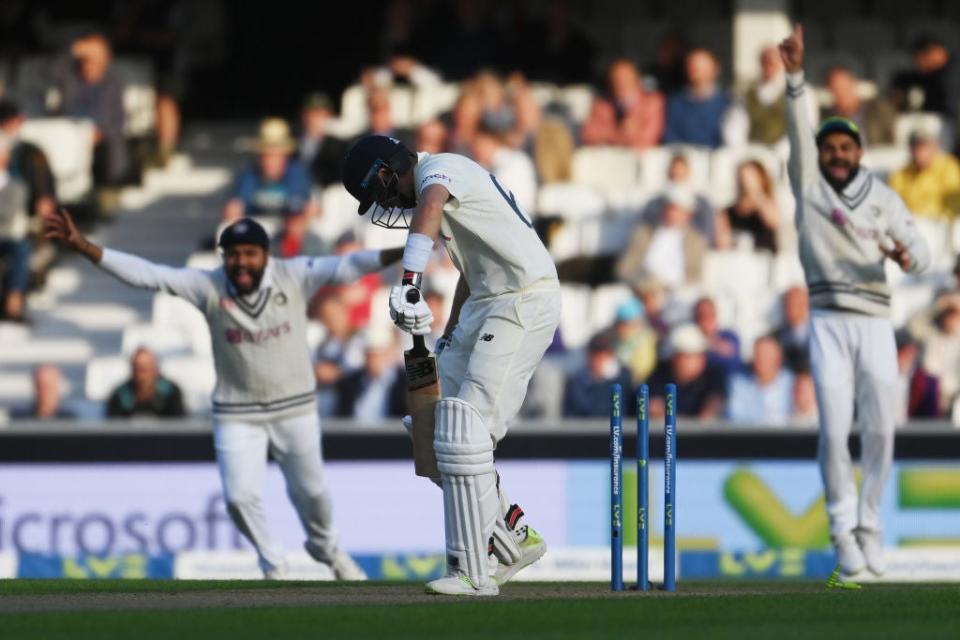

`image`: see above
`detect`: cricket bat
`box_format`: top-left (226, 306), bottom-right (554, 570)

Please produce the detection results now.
top-left (403, 282), bottom-right (441, 477)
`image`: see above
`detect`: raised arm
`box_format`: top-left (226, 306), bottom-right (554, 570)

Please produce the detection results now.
top-left (295, 247), bottom-right (404, 297)
top-left (780, 24), bottom-right (820, 201)
top-left (44, 208), bottom-right (210, 306)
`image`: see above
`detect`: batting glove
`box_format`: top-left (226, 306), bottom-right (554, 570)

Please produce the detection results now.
top-left (389, 284), bottom-right (434, 335)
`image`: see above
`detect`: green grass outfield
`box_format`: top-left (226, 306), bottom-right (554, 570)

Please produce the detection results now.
top-left (1, 580), bottom-right (958, 640)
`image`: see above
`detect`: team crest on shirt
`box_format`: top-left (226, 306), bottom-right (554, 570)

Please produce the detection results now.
top-left (274, 292), bottom-right (288, 306)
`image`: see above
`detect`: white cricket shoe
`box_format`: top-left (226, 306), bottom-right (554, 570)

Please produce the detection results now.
top-left (493, 526), bottom-right (547, 585)
top-left (263, 564), bottom-right (289, 580)
top-left (834, 534), bottom-right (866, 577)
top-left (856, 529), bottom-right (886, 576)
top-left (330, 548), bottom-right (367, 581)
top-left (426, 572), bottom-right (499, 597)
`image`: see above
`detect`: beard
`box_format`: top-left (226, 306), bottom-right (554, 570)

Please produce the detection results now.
top-left (819, 159), bottom-right (859, 191)
top-left (228, 265), bottom-right (265, 295)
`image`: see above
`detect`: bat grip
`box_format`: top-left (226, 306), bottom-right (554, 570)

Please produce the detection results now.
top-left (410, 334), bottom-right (428, 355)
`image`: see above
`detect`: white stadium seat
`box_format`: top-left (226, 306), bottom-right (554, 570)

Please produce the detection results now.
top-left (587, 284), bottom-right (635, 335)
top-left (559, 285), bottom-right (592, 350)
top-left (121, 323), bottom-right (194, 357)
top-left (411, 83), bottom-right (461, 124)
top-left (185, 252), bottom-right (221, 271)
top-left (85, 355), bottom-right (131, 402)
top-left (893, 112), bottom-right (951, 150)
top-left (537, 183), bottom-right (606, 221)
top-left (19, 118), bottom-right (95, 204)
top-left (112, 57), bottom-right (157, 138)
top-left (313, 185), bottom-right (364, 243)
top-left (571, 147), bottom-right (640, 190)
top-left (862, 146), bottom-right (909, 181)
top-left (152, 293), bottom-right (212, 355)
top-left (556, 84), bottom-right (595, 123)
top-left (161, 355), bottom-right (217, 415)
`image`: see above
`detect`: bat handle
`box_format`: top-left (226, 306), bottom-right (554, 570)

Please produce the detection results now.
top-left (410, 334), bottom-right (428, 355)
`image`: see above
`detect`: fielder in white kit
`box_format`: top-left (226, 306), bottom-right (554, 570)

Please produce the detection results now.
top-left (46, 209), bottom-right (403, 580)
top-left (780, 26), bottom-right (930, 577)
top-left (342, 135), bottom-right (560, 596)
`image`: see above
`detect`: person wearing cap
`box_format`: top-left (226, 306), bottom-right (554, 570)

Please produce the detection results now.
top-left (299, 93), bottom-right (347, 189)
top-left (646, 323), bottom-right (727, 420)
top-left (780, 24), bottom-right (931, 580)
top-left (889, 125), bottom-right (960, 220)
top-left (341, 133), bottom-right (559, 596)
top-left (44, 207), bottom-right (405, 580)
top-left (611, 297), bottom-right (657, 384)
top-left (223, 118), bottom-right (317, 222)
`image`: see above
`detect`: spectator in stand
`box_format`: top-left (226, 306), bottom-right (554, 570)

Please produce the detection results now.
top-left (416, 119), bottom-right (449, 154)
top-left (610, 297), bottom-right (658, 384)
top-left (641, 153), bottom-right (715, 242)
top-left (313, 293), bottom-right (365, 418)
top-left (446, 91), bottom-right (483, 155)
top-left (896, 330), bottom-right (940, 422)
top-left (517, 0), bottom-right (595, 85)
top-left (299, 93), bottom-right (346, 189)
top-left (822, 66), bottom-right (896, 147)
top-left (635, 278), bottom-right (670, 340)
top-left (106, 347), bottom-right (186, 418)
top-left (533, 107), bottom-right (576, 184)
top-left (504, 72), bottom-right (542, 152)
top-left (322, 231), bottom-right (383, 331)
top-left (469, 121), bottom-right (537, 214)
top-left (0, 101), bottom-right (57, 220)
top-left (889, 126), bottom-right (960, 220)
top-left (647, 30), bottom-right (688, 94)
top-left (774, 285), bottom-right (811, 373)
top-left (51, 33), bottom-right (129, 188)
top-left (647, 324), bottom-right (726, 419)
top-left (10, 364), bottom-right (76, 420)
top-left (743, 45), bottom-right (820, 148)
top-left (271, 211), bottom-right (327, 259)
top-left (727, 335), bottom-right (794, 426)
top-left (616, 185), bottom-right (708, 290)
top-left (791, 369), bottom-right (819, 426)
top-left (663, 48), bottom-right (745, 149)
top-left (715, 160), bottom-right (780, 253)
top-left (360, 87), bottom-right (415, 149)
top-left (223, 119), bottom-right (317, 222)
top-left (0, 134), bottom-right (30, 323)
top-left (921, 301), bottom-right (960, 416)
top-left (581, 58), bottom-right (664, 149)
top-left (563, 331), bottom-right (633, 418)
top-left (892, 36), bottom-right (960, 118)
top-left (693, 296), bottom-right (741, 377)
top-left (336, 335), bottom-right (407, 421)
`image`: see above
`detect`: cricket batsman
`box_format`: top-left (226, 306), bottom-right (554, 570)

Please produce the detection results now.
top-left (46, 210), bottom-right (403, 580)
top-left (342, 135), bottom-right (560, 596)
top-left (780, 25), bottom-right (930, 577)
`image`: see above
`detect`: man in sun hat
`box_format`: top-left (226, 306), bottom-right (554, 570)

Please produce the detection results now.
top-left (223, 118), bottom-right (318, 222)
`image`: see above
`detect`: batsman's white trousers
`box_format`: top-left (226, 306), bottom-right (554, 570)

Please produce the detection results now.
top-left (438, 283), bottom-right (561, 443)
top-left (213, 411), bottom-right (337, 574)
top-left (810, 309), bottom-right (897, 540)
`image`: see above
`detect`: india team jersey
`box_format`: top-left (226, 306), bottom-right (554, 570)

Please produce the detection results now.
top-left (415, 152), bottom-right (558, 298)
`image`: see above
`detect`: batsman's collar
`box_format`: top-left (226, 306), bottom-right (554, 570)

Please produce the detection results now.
top-left (816, 117), bottom-right (861, 147)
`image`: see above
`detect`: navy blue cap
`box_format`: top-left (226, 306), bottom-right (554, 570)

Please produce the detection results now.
top-left (342, 135), bottom-right (411, 213)
top-left (218, 218), bottom-right (269, 250)
top-left (815, 117), bottom-right (861, 147)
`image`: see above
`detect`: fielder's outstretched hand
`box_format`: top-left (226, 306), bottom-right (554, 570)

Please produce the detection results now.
top-left (44, 208), bottom-right (102, 262)
top-left (778, 24), bottom-right (804, 74)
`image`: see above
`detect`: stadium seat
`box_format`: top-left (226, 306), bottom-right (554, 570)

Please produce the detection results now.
top-left (411, 82), bottom-right (461, 124)
top-left (306, 320), bottom-right (327, 353)
top-left (701, 250), bottom-right (772, 296)
top-left (572, 146), bottom-right (640, 190)
top-left (587, 284), bottom-right (634, 335)
top-left (804, 50), bottom-right (865, 85)
top-left (769, 251), bottom-right (806, 291)
top-left (338, 83), bottom-right (368, 136)
top-left (185, 252), bottom-right (221, 271)
top-left (537, 183), bottom-right (606, 221)
top-left (890, 283), bottom-right (936, 328)
top-left (894, 112), bottom-right (951, 150)
top-left (577, 215), bottom-right (632, 256)
top-left (862, 146), bottom-right (909, 180)
top-left (112, 57), bottom-right (157, 138)
top-left (528, 82), bottom-right (559, 108)
top-left (314, 185), bottom-right (364, 243)
top-left (85, 355), bottom-right (131, 402)
top-left (161, 354), bottom-right (216, 414)
top-left (47, 303), bottom-right (140, 331)
top-left (121, 323), bottom-right (194, 357)
top-left (601, 185), bottom-right (654, 218)
top-left (638, 145), bottom-right (711, 192)
top-left (912, 217), bottom-right (953, 271)
top-left (152, 293), bottom-right (212, 355)
top-left (19, 118), bottom-right (95, 204)
top-left (558, 284), bottom-right (592, 350)
top-left (388, 86), bottom-right (415, 128)
top-left (556, 84), bottom-right (595, 124)
top-left (871, 50), bottom-right (912, 94)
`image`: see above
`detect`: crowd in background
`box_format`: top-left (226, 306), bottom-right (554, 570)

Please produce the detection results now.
top-left (5, 0), bottom-right (960, 426)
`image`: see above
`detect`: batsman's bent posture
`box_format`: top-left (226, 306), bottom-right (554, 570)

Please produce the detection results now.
top-left (343, 136), bottom-right (560, 596)
top-left (46, 210), bottom-right (403, 579)
top-left (780, 26), bottom-right (930, 577)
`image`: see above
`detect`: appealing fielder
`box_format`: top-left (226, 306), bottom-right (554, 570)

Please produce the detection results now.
top-left (342, 135), bottom-right (560, 596)
top-left (46, 210), bottom-right (403, 580)
top-left (780, 26), bottom-right (930, 577)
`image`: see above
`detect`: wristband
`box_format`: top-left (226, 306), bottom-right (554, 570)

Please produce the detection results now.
top-left (402, 232), bottom-right (433, 273)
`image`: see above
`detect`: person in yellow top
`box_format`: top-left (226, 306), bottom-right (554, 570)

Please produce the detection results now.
top-left (889, 127), bottom-right (960, 219)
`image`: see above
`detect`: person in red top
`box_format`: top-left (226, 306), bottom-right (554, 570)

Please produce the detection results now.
top-left (581, 59), bottom-right (665, 149)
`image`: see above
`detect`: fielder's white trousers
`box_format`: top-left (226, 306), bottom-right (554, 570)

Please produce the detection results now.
top-left (213, 411), bottom-right (337, 574)
top-left (810, 309), bottom-right (897, 540)
top-left (438, 284), bottom-right (561, 442)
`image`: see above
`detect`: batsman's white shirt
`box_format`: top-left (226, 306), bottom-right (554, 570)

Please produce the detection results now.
top-left (98, 248), bottom-right (383, 421)
top-left (414, 152), bottom-right (560, 441)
